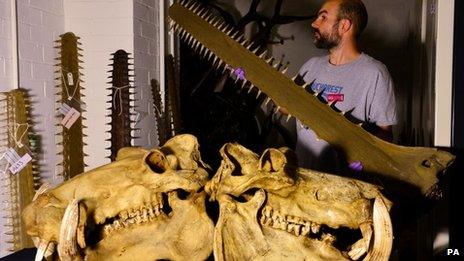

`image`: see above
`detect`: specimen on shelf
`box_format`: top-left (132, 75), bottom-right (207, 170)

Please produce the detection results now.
top-left (107, 50), bottom-right (135, 161)
top-left (0, 89), bottom-right (36, 252)
top-left (151, 55), bottom-right (182, 145)
top-left (55, 32), bottom-right (87, 179)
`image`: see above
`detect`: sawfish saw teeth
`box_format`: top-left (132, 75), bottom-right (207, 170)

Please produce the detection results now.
top-left (169, 1), bottom-right (455, 197)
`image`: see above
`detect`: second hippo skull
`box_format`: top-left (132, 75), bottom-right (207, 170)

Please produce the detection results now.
top-left (206, 143), bottom-right (393, 261)
top-left (23, 134), bottom-right (214, 261)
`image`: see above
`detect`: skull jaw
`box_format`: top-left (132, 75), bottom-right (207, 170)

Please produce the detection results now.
top-left (213, 190), bottom-right (349, 261)
top-left (85, 191), bottom-right (214, 261)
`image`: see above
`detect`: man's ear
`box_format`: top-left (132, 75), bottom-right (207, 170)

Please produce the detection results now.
top-left (339, 18), bottom-right (352, 34)
top-left (259, 148), bottom-right (287, 172)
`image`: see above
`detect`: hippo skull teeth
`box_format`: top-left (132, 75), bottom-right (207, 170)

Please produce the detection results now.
top-left (207, 143), bottom-right (393, 261)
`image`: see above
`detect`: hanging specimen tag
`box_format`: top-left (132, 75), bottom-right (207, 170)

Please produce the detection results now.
top-left (3, 148), bottom-right (21, 165)
top-left (59, 103), bottom-right (81, 129)
top-left (67, 72), bottom-right (74, 86)
top-left (1, 148), bottom-right (32, 174)
top-left (9, 153), bottom-right (32, 174)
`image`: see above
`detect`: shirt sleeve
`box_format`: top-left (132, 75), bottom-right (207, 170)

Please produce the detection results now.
top-left (368, 66), bottom-right (397, 126)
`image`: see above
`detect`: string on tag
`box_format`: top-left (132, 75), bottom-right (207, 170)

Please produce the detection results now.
top-left (111, 85), bottom-right (131, 116)
top-left (9, 123), bottom-right (29, 148)
top-left (60, 68), bottom-right (80, 102)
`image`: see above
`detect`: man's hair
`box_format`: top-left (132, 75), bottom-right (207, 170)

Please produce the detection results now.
top-left (337, 0), bottom-right (368, 38)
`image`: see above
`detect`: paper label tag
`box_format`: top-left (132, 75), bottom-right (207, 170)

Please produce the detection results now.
top-left (59, 103), bottom-right (72, 115)
top-left (67, 72), bottom-right (74, 86)
top-left (61, 108), bottom-right (80, 129)
top-left (3, 148), bottom-right (21, 165)
top-left (9, 153), bottom-right (32, 174)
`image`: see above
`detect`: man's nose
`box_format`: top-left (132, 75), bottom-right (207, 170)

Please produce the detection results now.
top-left (311, 20), bottom-right (318, 29)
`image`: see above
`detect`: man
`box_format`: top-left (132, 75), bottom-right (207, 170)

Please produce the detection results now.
top-left (294, 0), bottom-right (397, 171)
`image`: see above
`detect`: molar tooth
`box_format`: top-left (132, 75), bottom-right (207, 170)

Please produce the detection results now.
top-left (141, 209), bottom-right (148, 222)
top-left (119, 210), bottom-right (128, 221)
top-left (147, 206), bottom-right (154, 217)
top-left (301, 225), bottom-right (310, 236)
top-left (273, 212), bottom-right (283, 223)
top-left (104, 225), bottom-right (112, 235)
top-left (263, 206), bottom-right (272, 218)
top-left (272, 220), bottom-right (281, 229)
top-left (287, 223), bottom-right (295, 233)
top-left (280, 221), bottom-right (287, 230)
top-left (113, 220), bottom-right (122, 230)
top-left (264, 217), bottom-right (273, 227)
top-left (311, 223), bottom-right (321, 234)
top-left (294, 225), bottom-right (302, 236)
top-left (154, 205), bottom-right (161, 216)
top-left (322, 233), bottom-right (336, 244)
top-left (301, 221), bottom-right (311, 236)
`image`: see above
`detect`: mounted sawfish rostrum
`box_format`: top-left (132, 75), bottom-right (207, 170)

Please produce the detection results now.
top-left (168, 0), bottom-right (454, 198)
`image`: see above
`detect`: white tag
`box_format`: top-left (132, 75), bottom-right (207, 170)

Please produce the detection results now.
top-left (9, 153), bottom-right (32, 174)
top-left (59, 103), bottom-right (72, 115)
top-left (3, 148), bottom-right (21, 165)
top-left (58, 103), bottom-right (81, 129)
top-left (61, 108), bottom-right (80, 129)
top-left (67, 72), bottom-right (74, 86)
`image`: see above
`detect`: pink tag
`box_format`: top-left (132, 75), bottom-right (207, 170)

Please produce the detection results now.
top-left (61, 108), bottom-right (80, 129)
top-left (327, 94), bottom-right (344, 102)
top-left (9, 153), bottom-right (32, 174)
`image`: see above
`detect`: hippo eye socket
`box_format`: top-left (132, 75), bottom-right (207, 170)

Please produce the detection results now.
top-left (175, 189), bottom-right (191, 200)
top-left (146, 151), bottom-right (168, 173)
top-left (422, 160), bottom-right (432, 168)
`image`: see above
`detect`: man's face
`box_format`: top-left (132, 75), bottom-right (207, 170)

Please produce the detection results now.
top-left (311, 0), bottom-right (342, 49)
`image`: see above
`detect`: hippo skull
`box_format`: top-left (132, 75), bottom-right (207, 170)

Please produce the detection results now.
top-left (206, 143), bottom-right (393, 261)
top-left (23, 135), bottom-right (214, 260)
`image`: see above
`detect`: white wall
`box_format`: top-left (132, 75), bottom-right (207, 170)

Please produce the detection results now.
top-left (18, 0), bottom-right (65, 184)
top-left (434, 0), bottom-right (454, 147)
top-left (133, 0), bottom-right (159, 147)
top-left (64, 0), bottom-right (161, 168)
top-left (0, 0), bottom-right (13, 91)
top-left (64, 0), bottom-right (135, 169)
top-left (0, 0), bottom-right (14, 256)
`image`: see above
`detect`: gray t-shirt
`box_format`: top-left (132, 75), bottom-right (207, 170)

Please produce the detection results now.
top-left (295, 53), bottom-right (397, 171)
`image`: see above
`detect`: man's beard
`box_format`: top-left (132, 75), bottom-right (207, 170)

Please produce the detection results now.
top-left (313, 23), bottom-right (341, 49)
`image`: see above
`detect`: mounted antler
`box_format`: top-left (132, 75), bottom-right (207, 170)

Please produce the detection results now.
top-left (236, 0), bottom-right (315, 46)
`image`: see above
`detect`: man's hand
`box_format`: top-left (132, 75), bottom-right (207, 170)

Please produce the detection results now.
top-left (375, 125), bottom-right (393, 142)
top-left (278, 107), bottom-right (289, 115)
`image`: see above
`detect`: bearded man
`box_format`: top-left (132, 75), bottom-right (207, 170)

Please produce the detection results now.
top-left (294, 0), bottom-right (397, 171)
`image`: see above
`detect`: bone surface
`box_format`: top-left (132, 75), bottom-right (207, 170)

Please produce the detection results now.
top-left (206, 142), bottom-right (393, 261)
top-left (22, 134), bottom-right (214, 261)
